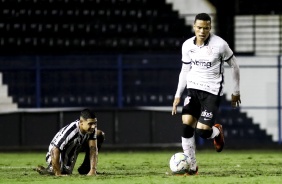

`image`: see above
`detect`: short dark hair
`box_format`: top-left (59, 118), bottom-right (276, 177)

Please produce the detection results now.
top-left (194, 13), bottom-right (211, 23)
top-left (80, 109), bottom-right (96, 119)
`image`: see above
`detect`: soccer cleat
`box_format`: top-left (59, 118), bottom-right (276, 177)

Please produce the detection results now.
top-left (173, 166), bottom-right (198, 176)
top-left (187, 166), bottom-right (198, 175)
top-left (213, 124), bottom-right (225, 152)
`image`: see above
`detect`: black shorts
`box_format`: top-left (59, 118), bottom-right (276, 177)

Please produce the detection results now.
top-left (182, 89), bottom-right (221, 127)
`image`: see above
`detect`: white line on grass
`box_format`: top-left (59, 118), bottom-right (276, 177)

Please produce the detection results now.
top-left (0, 166), bottom-right (35, 169)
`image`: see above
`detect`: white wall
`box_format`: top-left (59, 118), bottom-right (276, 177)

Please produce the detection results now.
top-left (0, 72), bottom-right (18, 112)
top-left (166, 0), bottom-right (216, 32)
top-left (166, 0), bottom-right (215, 16)
top-left (224, 56), bottom-right (281, 142)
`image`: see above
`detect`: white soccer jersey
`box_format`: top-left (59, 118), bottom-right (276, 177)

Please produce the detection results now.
top-left (175, 33), bottom-right (240, 97)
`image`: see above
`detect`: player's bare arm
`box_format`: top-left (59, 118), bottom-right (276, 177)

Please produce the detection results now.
top-left (50, 147), bottom-right (64, 176)
top-left (87, 139), bottom-right (98, 176)
top-left (172, 98), bottom-right (181, 115)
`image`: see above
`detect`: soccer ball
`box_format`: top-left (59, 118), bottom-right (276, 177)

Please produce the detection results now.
top-left (169, 152), bottom-right (190, 174)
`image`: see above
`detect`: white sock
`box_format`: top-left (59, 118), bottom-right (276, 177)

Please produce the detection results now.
top-left (210, 126), bottom-right (220, 139)
top-left (181, 136), bottom-right (197, 171)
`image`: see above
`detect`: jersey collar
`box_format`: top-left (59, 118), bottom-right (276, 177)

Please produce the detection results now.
top-left (193, 33), bottom-right (211, 47)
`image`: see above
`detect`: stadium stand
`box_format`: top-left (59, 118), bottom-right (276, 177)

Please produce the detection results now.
top-left (0, 0), bottom-right (193, 54)
top-left (232, 0), bottom-right (282, 14)
top-left (217, 95), bottom-right (274, 147)
top-left (0, 0), bottom-right (193, 108)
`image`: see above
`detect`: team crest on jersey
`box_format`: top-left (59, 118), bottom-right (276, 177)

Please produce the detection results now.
top-left (205, 46), bottom-right (220, 56)
top-left (206, 46), bottom-right (212, 55)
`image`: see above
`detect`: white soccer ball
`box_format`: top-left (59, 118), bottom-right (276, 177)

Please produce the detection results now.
top-left (169, 152), bottom-right (190, 174)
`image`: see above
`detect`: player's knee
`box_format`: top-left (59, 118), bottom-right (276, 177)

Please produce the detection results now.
top-left (182, 124), bottom-right (194, 138)
top-left (97, 130), bottom-right (105, 143)
top-left (97, 130), bottom-right (105, 150)
top-left (196, 128), bottom-right (212, 139)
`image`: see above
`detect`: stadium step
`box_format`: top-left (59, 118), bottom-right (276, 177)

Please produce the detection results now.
top-left (0, 72), bottom-right (18, 112)
top-left (0, 103), bottom-right (18, 112)
top-left (0, 85), bottom-right (8, 97)
top-left (0, 97), bottom-right (13, 103)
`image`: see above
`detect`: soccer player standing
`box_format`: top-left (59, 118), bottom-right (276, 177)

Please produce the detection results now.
top-left (171, 13), bottom-right (241, 175)
top-left (35, 109), bottom-right (105, 176)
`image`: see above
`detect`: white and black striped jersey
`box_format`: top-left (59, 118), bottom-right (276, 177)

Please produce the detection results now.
top-left (175, 33), bottom-right (240, 97)
top-left (45, 120), bottom-right (97, 173)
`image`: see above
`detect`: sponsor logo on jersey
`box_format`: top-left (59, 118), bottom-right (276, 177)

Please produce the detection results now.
top-left (191, 60), bottom-right (212, 68)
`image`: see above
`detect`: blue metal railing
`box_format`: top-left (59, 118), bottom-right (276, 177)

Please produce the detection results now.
top-left (0, 54), bottom-right (181, 108)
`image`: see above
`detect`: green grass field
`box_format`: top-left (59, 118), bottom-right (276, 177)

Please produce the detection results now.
top-left (0, 149), bottom-right (282, 184)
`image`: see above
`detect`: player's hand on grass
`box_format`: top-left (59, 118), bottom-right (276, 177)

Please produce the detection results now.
top-left (54, 171), bottom-right (69, 176)
top-left (172, 98), bottom-right (180, 115)
top-left (34, 165), bottom-right (54, 176)
top-left (87, 170), bottom-right (97, 176)
top-left (231, 94), bottom-right (241, 108)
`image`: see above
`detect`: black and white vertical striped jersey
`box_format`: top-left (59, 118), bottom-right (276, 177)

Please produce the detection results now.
top-left (45, 120), bottom-right (97, 173)
top-left (175, 33), bottom-right (240, 97)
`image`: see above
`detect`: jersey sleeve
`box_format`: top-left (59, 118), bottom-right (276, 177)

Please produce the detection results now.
top-left (51, 123), bottom-right (78, 151)
top-left (52, 131), bottom-right (74, 151)
top-left (175, 41), bottom-right (191, 98)
top-left (175, 62), bottom-right (190, 98)
top-left (226, 56), bottom-right (240, 95)
top-left (221, 41), bottom-right (234, 61)
top-left (219, 39), bottom-right (240, 95)
top-left (181, 40), bottom-right (191, 63)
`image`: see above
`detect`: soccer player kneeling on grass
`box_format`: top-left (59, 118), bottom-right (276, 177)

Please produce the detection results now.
top-left (35, 109), bottom-right (105, 176)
